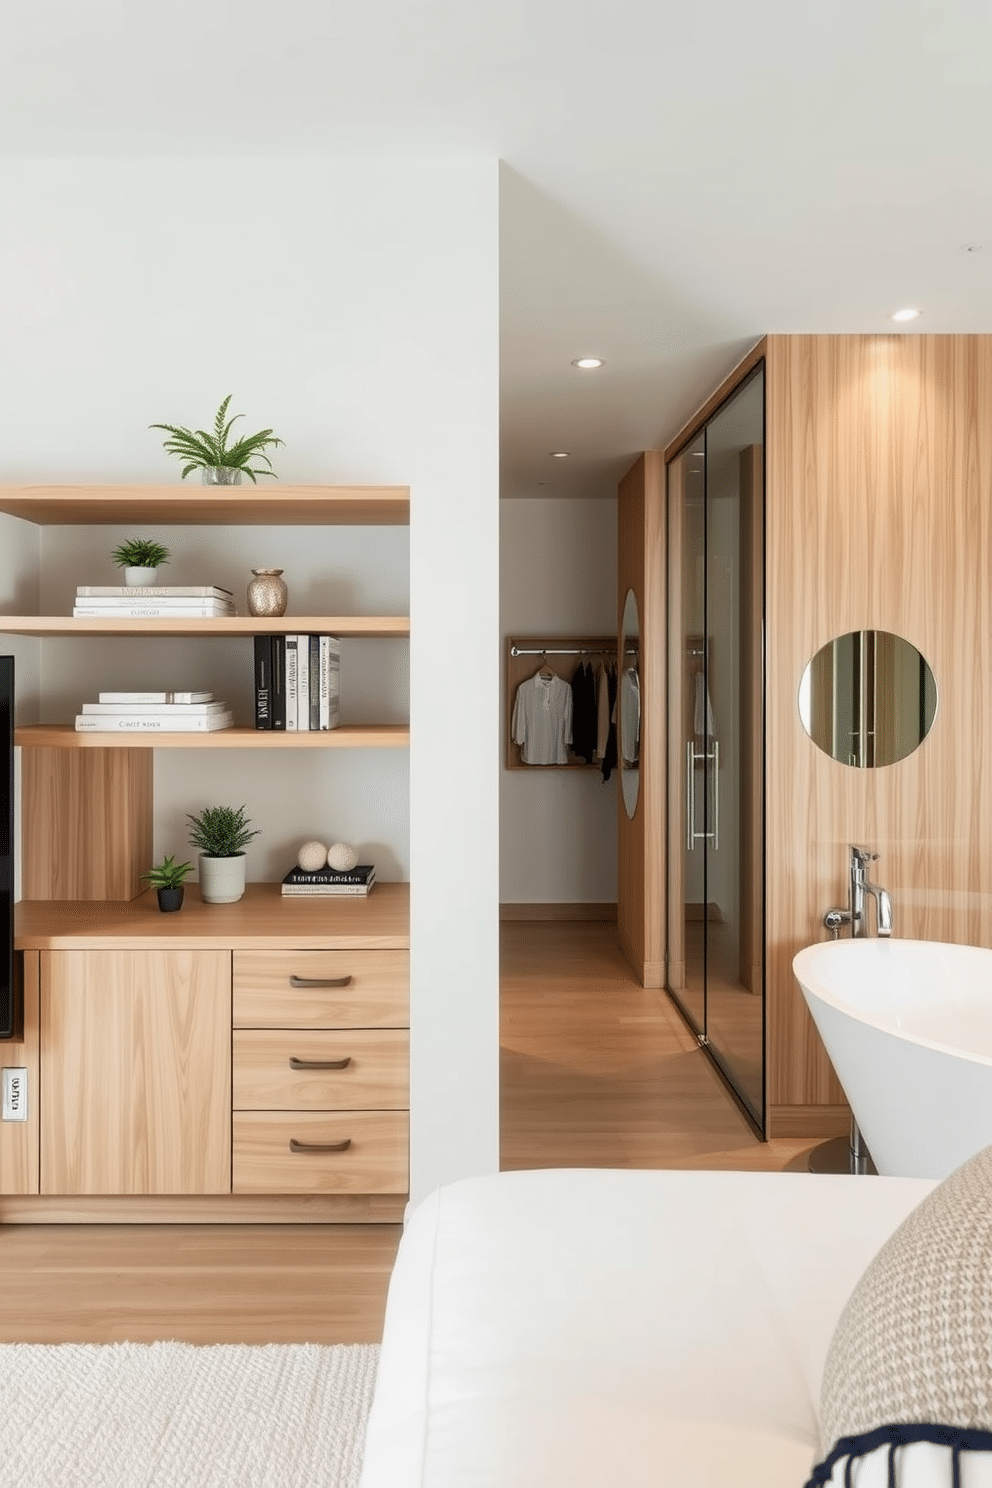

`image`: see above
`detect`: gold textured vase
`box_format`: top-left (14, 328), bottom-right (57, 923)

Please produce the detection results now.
top-left (247, 568), bottom-right (288, 617)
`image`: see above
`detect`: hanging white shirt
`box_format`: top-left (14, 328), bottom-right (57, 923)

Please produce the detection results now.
top-left (511, 673), bottom-right (573, 765)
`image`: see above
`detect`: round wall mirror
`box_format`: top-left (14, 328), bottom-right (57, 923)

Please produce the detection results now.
top-left (798, 629), bottom-right (937, 767)
top-left (619, 588), bottom-right (641, 817)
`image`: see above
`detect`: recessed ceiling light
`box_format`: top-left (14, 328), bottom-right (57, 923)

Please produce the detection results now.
top-left (571, 357), bottom-right (605, 369)
top-left (891, 307), bottom-right (920, 322)
top-left (550, 451), bottom-right (569, 459)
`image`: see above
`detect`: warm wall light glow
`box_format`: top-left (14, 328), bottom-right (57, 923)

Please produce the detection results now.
top-left (550, 451), bottom-right (569, 458)
top-left (571, 357), bottom-right (605, 369)
top-left (891, 307), bottom-right (920, 322)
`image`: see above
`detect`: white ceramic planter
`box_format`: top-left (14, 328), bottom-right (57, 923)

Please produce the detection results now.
top-left (124, 566), bottom-right (159, 586)
top-left (198, 853), bottom-right (246, 904)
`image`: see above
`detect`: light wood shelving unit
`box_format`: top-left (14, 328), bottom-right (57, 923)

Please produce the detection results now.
top-left (2, 482), bottom-right (411, 1222)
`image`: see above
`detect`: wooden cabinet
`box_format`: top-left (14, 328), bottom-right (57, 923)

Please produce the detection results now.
top-left (2, 484), bottom-right (411, 1220)
top-left (232, 946), bottom-right (409, 1196)
top-left (40, 948), bottom-right (231, 1195)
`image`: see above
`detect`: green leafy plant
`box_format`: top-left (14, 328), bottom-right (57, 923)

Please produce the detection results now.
top-left (111, 537), bottom-right (171, 569)
top-left (141, 854), bottom-right (193, 889)
top-left (187, 803), bottom-right (260, 858)
top-left (150, 395), bottom-right (284, 482)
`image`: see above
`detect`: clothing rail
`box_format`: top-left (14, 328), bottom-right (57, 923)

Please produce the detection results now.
top-left (510, 645), bottom-right (618, 658)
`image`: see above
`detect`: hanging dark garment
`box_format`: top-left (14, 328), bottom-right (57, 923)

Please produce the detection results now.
top-left (601, 664), bottom-right (618, 781)
top-left (570, 661), bottom-right (597, 764)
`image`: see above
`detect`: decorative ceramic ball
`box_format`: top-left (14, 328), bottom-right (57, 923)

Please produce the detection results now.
top-left (327, 842), bottom-right (358, 873)
top-left (297, 840), bottom-right (328, 873)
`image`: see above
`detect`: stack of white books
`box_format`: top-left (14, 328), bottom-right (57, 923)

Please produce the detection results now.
top-left (73, 585), bottom-right (236, 618)
top-left (74, 691), bottom-right (234, 733)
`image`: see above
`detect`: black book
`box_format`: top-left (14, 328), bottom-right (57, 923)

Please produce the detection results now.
top-left (253, 635), bottom-right (272, 730)
top-left (282, 864), bottom-right (375, 887)
top-left (270, 636), bottom-right (286, 730)
top-left (308, 635), bottom-right (320, 731)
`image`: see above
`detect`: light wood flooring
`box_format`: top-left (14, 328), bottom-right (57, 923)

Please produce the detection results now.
top-left (1, 920), bottom-right (828, 1345)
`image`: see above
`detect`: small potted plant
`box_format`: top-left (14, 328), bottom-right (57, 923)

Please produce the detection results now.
top-left (150, 395), bottom-right (284, 485)
top-left (111, 537), bottom-right (171, 586)
top-left (142, 854), bottom-right (193, 913)
top-left (187, 803), bottom-right (260, 904)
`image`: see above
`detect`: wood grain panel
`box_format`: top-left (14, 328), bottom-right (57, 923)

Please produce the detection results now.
top-left (616, 452), bottom-right (667, 987)
top-left (40, 948), bottom-right (231, 1195)
top-left (0, 1193), bottom-right (407, 1224)
top-left (233, 948), bottom-right (409, 1027)
top-left (0, 616), bottom-right (409, 638)
top-left (16, 724), bottom-right (410, 749)
top-left (765, 334), bottom-right (992, 1112)
top-left (16, 882), bottom-right (410, 951)
top-left (22, 747), bottom-right (152, 900)
top-left (0, 484), bottom-right (410, 526)
top-left (233, 1111), bottom-right (408, 1194)
top-left (233, 1029), bottom-right (408, 1109)
top-left (0, 952), bottom-right (39, 1194)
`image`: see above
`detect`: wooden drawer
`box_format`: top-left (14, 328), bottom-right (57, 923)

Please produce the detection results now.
top-left (233, 949), bottom-right (408, 1029)
top-left (233, 1111), bottom-right (408, 1195)
top-left (233, 1029), bottom-right (408, 1110)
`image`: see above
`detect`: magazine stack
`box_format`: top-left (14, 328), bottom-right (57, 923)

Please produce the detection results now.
top-left (280, 862), bottom-right (376, 897)
top-left (73, 585), bottom-right (236, 618)
top-left (254, 634), bottom-right (340, 731)
top-left (74, 691), bottom-right (234, 734)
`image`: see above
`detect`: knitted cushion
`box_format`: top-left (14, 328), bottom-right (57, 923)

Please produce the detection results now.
top-left (806, 1143), bottom-right (992, 1486)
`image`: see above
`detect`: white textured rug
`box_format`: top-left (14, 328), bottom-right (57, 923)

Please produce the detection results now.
top-left (0, 1341), bottom-right (378, 1487)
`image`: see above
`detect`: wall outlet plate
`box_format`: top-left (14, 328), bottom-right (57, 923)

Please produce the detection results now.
top-left (1, 1066), bottom-right (28, 1121)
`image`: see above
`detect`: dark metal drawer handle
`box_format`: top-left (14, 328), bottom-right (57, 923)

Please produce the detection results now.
top-left (289, 974), bottom-right (353, 988)
top-left (289, 1137), bottom-right (352, 1154)
top-left (289, 1056), bottom-right (352, 1071)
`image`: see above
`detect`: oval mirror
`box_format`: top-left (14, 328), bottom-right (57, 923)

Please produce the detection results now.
top-left (619, 588), bottom-right (641, 817)
top-left (798, 630), bottom-right (937, 767)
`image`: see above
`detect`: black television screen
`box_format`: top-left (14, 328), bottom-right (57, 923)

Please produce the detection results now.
top-left (0, 655), bottom-right (15, 1039)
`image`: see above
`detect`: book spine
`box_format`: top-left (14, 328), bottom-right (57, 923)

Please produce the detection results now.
top-left (81, 701), bottom-right (228, 715)
top-left (98, 691), bottom-right (216, 704)
top-left (296, 634), bottom-right (310, 731)
top-left (75, 712), bottom-right (234, 732)
top-left (253, 635), bottom-right (272, 730)
top-left (281, 884), bottom-right (371, 896)
top-left (309, 635), bottom-right (320, 731)
top-left (269, 636), bottom-right (286, 731)
top-left (76, 586), bottom-right (233, 599)
top-left (282, 870), bottom-right (374, 885)
top-left (285, 636), bottom-right (298, 730)
top-left (73, 604), bottom-right (235, 618)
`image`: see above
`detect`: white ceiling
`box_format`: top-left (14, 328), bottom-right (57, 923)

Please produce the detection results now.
top-left (3, 0), bottom-right (991, 498)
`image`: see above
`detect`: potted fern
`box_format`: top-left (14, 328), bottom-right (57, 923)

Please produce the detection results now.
top-left (187, 803), bottom-right (260, 904)
top-left (111, 537), bottom-right (171, 586)
top-left (151, 395), bottom-right (284, 484)
top-left (142, 854), bottom-right (193, 913)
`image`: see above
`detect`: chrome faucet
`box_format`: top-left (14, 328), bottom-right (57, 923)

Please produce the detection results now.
top-left (824, 845), bottom-right (893, 938)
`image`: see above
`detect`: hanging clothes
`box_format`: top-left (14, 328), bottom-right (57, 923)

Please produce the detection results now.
top-left (512, 670), bottom-right (574, 764)
top-left (600, 664), bottom-right (618, 781)
top-left (570, 661), bottom-right (597, 764)
top-left (620, 665), bottom-right (641, 766)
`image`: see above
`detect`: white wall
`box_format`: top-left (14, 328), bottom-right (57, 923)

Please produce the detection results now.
top-left (0, 157), bottom-right (500, 1205)
top-left (500, 497), bottom-right (617, 903)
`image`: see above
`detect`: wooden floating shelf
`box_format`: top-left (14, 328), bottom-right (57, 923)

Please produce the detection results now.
top-left (0, 484), bottom-right (410, 526)
top-left (0, 615), bottom-right (410, 638)
top-left (15, 724), bottom-right (410, 750)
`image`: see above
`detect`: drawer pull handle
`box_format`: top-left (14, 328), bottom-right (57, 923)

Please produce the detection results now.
top-left (289, 974), bottom-right (353, 988)
top-left (289, 1137), bottom-right (352, 1155)
top-left (289, 1055), bottom-right (352, 1071)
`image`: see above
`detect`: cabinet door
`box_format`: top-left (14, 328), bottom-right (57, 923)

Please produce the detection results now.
top-left (41, 949), bottom-right (231, 1195)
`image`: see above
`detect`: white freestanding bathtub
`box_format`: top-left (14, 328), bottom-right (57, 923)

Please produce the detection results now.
top-left (793, 938), bottom-right (992, 1179)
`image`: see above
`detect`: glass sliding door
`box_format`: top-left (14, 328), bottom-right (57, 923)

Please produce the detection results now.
top-left (666, 364), bottom-right (765, 1131)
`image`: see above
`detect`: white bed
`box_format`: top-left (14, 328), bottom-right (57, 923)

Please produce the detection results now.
top-left (359, 1166), bottom-right (935, 1488)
